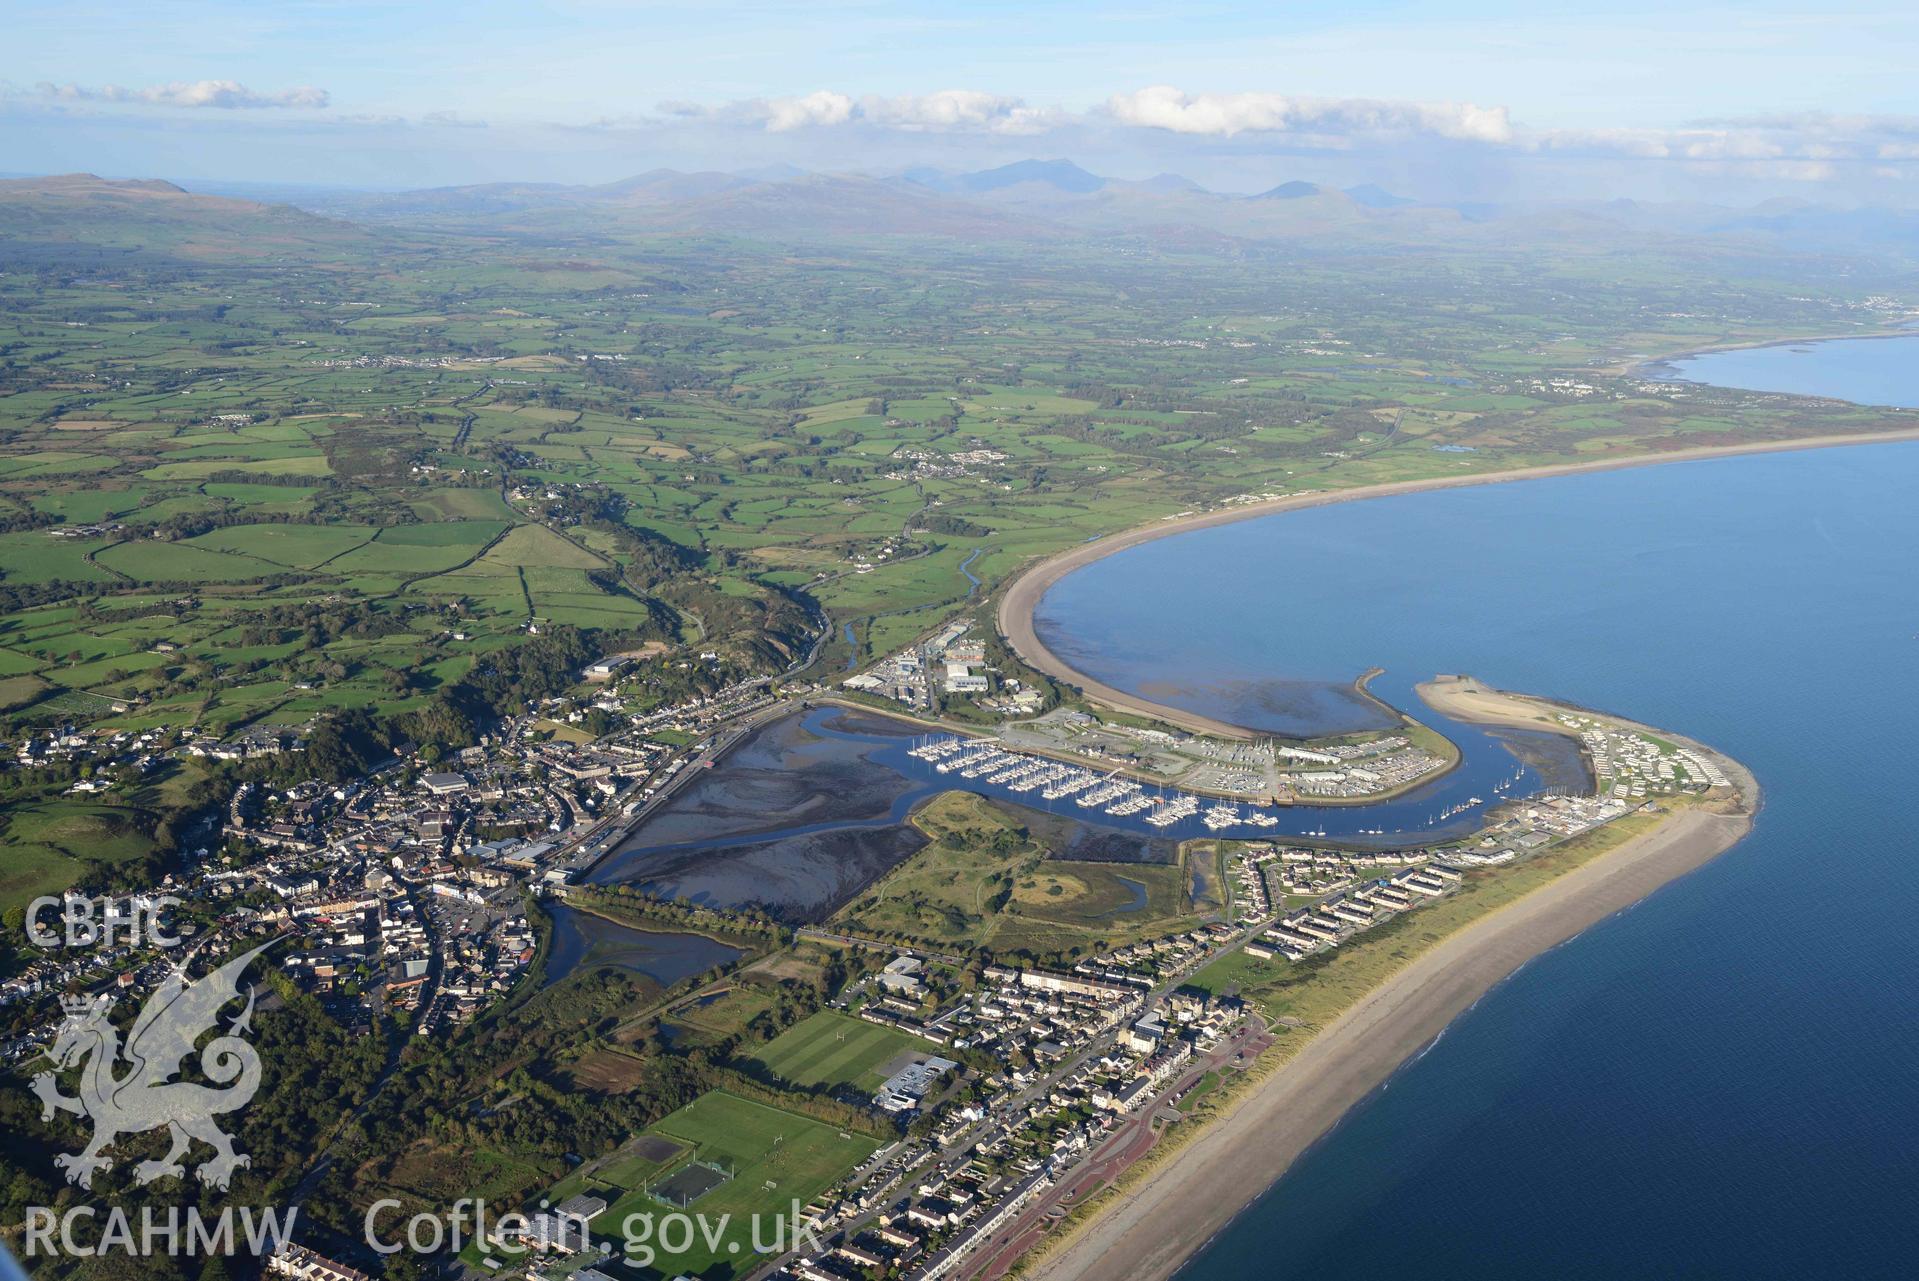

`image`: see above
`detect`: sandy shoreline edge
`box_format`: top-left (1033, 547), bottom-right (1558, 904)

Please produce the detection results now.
top-left (1028, 801), bottom-right (1753, 1281)
top-left (997, 426), bottom-right (1919, 740)
top-left (986, 426), bottom-right (1808, 1279)
top-left (1025, 680), bottom-right (1758, 1281)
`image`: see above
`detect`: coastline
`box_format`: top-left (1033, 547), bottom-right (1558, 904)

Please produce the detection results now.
top-left (1623, 325), bottom-right (1919, 383)
top-left (988, 408), bottom-right (1789, 1281)
top-left (997, 426), bottom-right (1919, 739)
top-left (1414, 675), bottom-right (1762, 818)
top-left (1588, 325), bottom-right (1913, 379)
top-left (806, 682), bottom-right (1766, 1281)
top-left (1025, 800), bottom-right (1753, 1281)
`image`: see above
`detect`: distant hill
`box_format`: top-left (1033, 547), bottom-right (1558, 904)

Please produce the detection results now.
top-left (40, 159), bottom-right (1914, 260)
top-left (591, 169), bottom-right (762, 204)
top-left (734, 162), bottom-right (811, 183)
top-left (1131, 173), bottom-right (1207, 194)
top-left (0, 173), bottom-right (374, 257)
top-left (1345, 183), bottom-right (1415, 209)
top-left (897, 165), bottom-right (955, 191)
top-left (952, 159), bottom-right (1107, 194)
top-left (253, 159), bottom-right (1451, 244)
top-left (0, 173), bottom-right (209, 203)
top-left (296, 169), bottom-right (764, 220)
top-left (633, 173), bottom-right (1060, 239)
top-left (321, 180), bottom-right (572, 218)
top-left (1252, 180), bottom-right (1323, 200)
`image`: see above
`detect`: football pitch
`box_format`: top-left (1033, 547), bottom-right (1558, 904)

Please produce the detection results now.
top-left (744, 1010), bottom-right (939, 1090)
top-left (593, 1090), bottom-right (878, 1278)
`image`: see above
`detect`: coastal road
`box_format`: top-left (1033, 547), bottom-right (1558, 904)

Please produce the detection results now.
top-left (1023, 805), bottom-right (1753, 1281)
top-left (965, 1019), bottom-right (1270, 1281)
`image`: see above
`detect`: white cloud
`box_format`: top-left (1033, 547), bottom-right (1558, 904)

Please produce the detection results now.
top-left (35, 79), bottom-right (330, 110)
top-left (1094, 89), bottom-right (1919, 182)
top-left (655, 89), bottom-right (1057, 135)
top-left (1104, 85), bottom-right (1513, 144)
top-left (861, 90), bottom-right (1059, 136)
top-left (759, 90), bottom-right (855, 131)
top-left (1528, 113), bottom-right (1919, 175)
top-left (84, 71), bottom-right (1904, 194)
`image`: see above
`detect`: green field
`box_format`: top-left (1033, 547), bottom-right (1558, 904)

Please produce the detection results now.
top-left (744, 1010), bottom-right (938, 1091)
top-left (834, 791), bottom-right (1199, 957)
top-left (657, 984), bottom-right (777, 1050)
top-left (96, 539), bottom-right (282, 582)
top-left (592, 1091), bottom-right (880, 1280)
top-left (0, 798), bottom-right (167, 912)
top-left (189, 523), bottom-right (375, 568)
top-left (4, 178), bottom-right (1909, 790)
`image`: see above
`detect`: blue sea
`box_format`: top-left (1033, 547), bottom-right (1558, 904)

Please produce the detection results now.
top-left (1656, 332), bottom-right (1919, 408)
top-left (1035, 438), bottom-right (1919, 1278)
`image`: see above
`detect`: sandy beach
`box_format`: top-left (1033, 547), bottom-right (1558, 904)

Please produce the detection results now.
top-left (1415, 674), bottom-right (1762, 801)
top-left (997, 427), bottom-right (1919, 739)
top-left (1415, 673), bottom-right (1579, 733)
top-left (1599, 327), bottom-right (1917, 378)
top-left (1029, 798), bottom-right (1754, 1281)
top-left (991, 429), bottom-right (1793, 1281)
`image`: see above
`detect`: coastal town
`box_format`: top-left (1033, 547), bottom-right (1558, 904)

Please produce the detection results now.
top-left (0, 383), bottom-right (1756, 1281)
top-left (0, 667), bottom-right (786, 1061)
top-left (0, 572), bottom-right (1749, 1281)
top-left (2, 14), bottom-right (1905, 1273)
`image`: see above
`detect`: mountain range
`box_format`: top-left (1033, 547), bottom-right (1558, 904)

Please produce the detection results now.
top-left (8, 166), bottom-right (1919, 263)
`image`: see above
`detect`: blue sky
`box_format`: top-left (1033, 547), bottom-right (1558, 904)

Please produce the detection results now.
top-left (6, 1), bottom-right (1919, 201)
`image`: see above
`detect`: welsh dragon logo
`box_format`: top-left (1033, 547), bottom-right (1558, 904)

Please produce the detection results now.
top-left (31, 942), bottom-right (270, 1191)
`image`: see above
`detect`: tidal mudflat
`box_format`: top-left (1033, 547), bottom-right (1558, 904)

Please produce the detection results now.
top-left (590, 707), bottom-right (1181, 920)
top-left (542, 903), bottom-right (741, 988)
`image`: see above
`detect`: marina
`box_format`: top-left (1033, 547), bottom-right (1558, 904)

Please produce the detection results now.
top-left (899, 717), bottom-right (1543, 843)
top-left (908, 736), bottom-right (1284, 833)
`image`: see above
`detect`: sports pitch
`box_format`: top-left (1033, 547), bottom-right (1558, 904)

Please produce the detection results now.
top-left (651, 1162), bottom-right (729, 1207)
top-left (595, 1090), bottom-right (880, 1280)
top-left (744, 1010), bottom-right (940, 1091)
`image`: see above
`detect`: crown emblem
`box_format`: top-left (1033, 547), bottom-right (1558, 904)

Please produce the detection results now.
top-left (59, 993), bottom-right (98, 1018)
